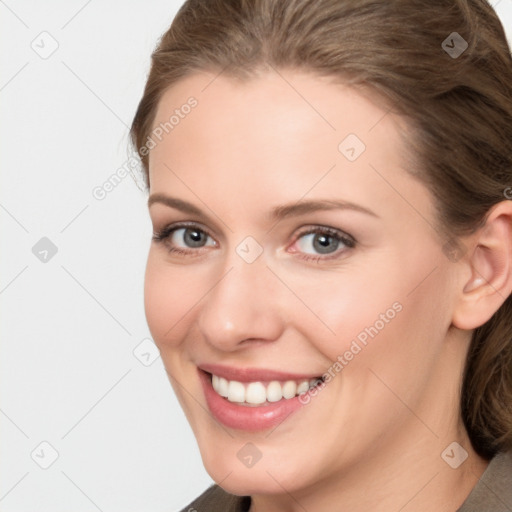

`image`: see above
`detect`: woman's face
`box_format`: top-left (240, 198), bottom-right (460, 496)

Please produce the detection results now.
top-left (145, 70), bottom-right (464, 495)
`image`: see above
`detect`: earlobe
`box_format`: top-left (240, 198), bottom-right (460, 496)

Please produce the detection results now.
top-left (452, 201), bottom-right (512, 331)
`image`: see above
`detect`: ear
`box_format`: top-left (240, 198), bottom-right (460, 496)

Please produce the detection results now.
top-left (452, 200), bottom-right (512, 330)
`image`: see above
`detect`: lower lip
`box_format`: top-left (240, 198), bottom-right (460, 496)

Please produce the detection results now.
top-left (198, 369), bottom-right (311, 431)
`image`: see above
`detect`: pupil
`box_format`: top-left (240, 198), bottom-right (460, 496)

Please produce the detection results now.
top-left (313, 234), bottom-right (338, 254)
top-left (184, 228), bottom-right (206, 247)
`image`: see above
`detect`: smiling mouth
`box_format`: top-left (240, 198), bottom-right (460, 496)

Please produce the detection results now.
top-left (207, 371), bottom-right (324, 406)
top-left (198, 367), bottom-right (326, 430)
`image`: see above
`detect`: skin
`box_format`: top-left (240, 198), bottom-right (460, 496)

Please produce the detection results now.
top-left (144, 70), bottom-right (512, 512)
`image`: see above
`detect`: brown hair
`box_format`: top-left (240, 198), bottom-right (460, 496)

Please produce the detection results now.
top-left (130, 0), bottom-right (512, 459)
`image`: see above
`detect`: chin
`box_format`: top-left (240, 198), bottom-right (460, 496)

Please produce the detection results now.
top-left (199, 443), bottom-right (310, 497)
top-left (206, 465), bottom-right (291, 496)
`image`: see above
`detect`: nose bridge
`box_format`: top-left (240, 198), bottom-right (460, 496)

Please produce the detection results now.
top-left (197, 247), bottom-right (283, 349)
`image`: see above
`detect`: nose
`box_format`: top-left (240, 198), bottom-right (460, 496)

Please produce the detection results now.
top-left (197, 252), bottom-right (285, 351)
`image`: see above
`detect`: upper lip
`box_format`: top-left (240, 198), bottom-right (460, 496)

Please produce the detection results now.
top-left (198, 363), bottom-right (323, 382)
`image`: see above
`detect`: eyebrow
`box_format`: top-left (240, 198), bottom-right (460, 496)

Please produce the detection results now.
top-left (147, 194), bottom-right (379, 221)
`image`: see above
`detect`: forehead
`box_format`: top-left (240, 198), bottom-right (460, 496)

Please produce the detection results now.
top-left (149, 70), bottom-right (399, 170)
top-left (147, 70), bottom-right (432, 226)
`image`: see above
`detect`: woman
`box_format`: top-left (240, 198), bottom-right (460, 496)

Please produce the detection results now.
top-left (130, 0), bottom-right (512, 510)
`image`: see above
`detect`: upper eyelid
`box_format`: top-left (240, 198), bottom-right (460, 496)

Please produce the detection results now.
top-left (293, 225), bottom-right (353, 239)
top-left (154, 221), bottom-right (217, 239)
top-left (155, 221), bottom-right (352, 237)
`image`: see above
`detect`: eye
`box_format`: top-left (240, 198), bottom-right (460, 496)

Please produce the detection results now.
top-left (152, 223), bottom-right (355, 261)
top-left (172, 227), bottom-right (212, 248)
top-left (152, 223), bottom-right (216, 255)
top-left (290, 226), bottom-right (355, 260)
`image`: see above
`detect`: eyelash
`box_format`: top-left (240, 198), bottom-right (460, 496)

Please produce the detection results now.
top-left (152, 222), bottom-right (356, 263)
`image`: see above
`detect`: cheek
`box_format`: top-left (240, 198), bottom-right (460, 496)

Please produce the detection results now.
top-left (282, 252), bottom-right (450, 372)
top-left (144, 251), bottom-right (199, 348)
top-left (280, 264), bottom-right (406, 363)
top-left (334, 264), bottom-right (454, 413)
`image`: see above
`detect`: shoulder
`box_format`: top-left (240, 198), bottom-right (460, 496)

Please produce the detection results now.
top-left (179, 484), bottom-right (251, 512)
top-left (457, 450), bottom-right (512, 512)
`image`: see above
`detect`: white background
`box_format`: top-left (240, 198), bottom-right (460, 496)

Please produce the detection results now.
top-left (1, 1), bottom-right (511, 511)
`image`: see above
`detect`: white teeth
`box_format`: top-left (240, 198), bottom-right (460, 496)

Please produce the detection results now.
top-left (282, 380), bottom-right (297, 399)
top-left (218, 377), bottom-right (229, 397)
top-left (210, 374), bottom-right (322, 404)
top-left (266, 381), bottom-right (283, 402)
top-left (227, 380), bottom-right (245, 402)
top-left (246, 382), bottom-right (267, 404)
top-left (296, 380), bottom-right (310, 394)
